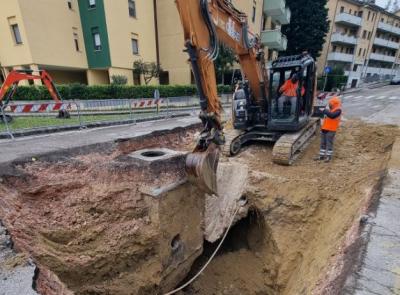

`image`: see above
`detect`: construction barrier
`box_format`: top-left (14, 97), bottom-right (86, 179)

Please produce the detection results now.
top-left (0, 95), bottom-right (232, 139)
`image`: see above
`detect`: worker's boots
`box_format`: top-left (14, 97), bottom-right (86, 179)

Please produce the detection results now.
top-left (324, 155), bottom-right (332, 163)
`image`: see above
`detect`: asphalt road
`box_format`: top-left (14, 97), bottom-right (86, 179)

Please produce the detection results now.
top-left (342, 85), bottom-right (400, 125)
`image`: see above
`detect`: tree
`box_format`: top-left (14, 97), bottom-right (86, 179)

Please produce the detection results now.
top-left (133, 60), bottom-right (163, 85)
top-left (214, 44), bottom-right (237, 85)
top-left (281, 0), bottom-right (329, 58)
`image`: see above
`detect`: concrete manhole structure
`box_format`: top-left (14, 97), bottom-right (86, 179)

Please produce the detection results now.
top-left (0, 121), bottom-right (399, 295)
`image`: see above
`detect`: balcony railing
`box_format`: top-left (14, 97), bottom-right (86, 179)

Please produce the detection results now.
top-left (365, 67), bottom-right (394, 76)
top-left (327, 52), bottom-right (354, 63)
top-left (377, 22), bottom-right (400, 36)
top-left (331, 33), bottom-right (358, 45)
top-left (373, 37), bottom-right (400, 50)
top-left (263, 0), bottom-right (291, 25)
top-left (261, 30), bottom-right (287, 51)
top-left (369, 53), bottom-right (396, 63)
top-left (335, 13), bottom-right (362, 27)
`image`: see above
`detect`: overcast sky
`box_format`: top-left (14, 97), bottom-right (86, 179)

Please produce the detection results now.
top-left (375, 0), bottom-right (389, 8)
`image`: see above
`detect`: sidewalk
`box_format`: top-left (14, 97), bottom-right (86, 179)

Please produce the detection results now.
top-left (0, 116), bottom-right (200, 165)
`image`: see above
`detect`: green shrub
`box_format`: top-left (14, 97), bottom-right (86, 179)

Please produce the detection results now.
top-left (11, 84), bottom-right (232, 101)
top-left (111, 75), bottom-right (128, 85)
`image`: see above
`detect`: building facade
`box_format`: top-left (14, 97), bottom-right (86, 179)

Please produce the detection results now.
top-left (0, 0), bottom-right (157, 85)
top-left (0, 0), bottom-right (290, 86)
top-left (156, 0), bottom-right (291, 85)
top-left (318, 0), bottom-right (400, 88)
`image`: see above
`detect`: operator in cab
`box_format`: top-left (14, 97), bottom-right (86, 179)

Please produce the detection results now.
top-left (316, 96), bottom-right (342, 163)
top-left (278, 73), bottom-right (305, 116)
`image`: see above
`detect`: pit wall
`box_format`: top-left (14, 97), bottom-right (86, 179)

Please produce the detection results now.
top-left (0, 126), bottom-right (211, 294)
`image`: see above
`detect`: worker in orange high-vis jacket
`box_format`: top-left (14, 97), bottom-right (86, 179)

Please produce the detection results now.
top-left (316, 96), bottom-right (342, 162)
top-left (278, 73), bottom-right (305, 116)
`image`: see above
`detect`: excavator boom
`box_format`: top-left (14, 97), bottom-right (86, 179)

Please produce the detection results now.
top-left (176, 0), bottom-right (268, 194)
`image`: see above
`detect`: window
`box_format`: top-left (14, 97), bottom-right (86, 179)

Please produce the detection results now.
top-left (11, 24), bottom-right (22, 44)
top-left (349, 9), bottom-right (352, 14)
top-left (372, 13), bottom-right (375, 21)
top-left (333, 45), bottom-right (337, 52)
top-left (88, 0), bottom-right (96, 9)
top-left (252, 4), bottom-right (256, 23)
top-left (353, 64), bottom-right (358, 71)
top-left (363, 49), bottom-right (366, 57)
top-left (362, 30), bottom-right (367, 39)
top-left (128, 0), bottom-right (136, 17)
top-left (358, 11), bottom-right (362, 17)
top-left (367, 11), bottom-right (370, 20)
top-left (73, 32), bottom-right (80, 51)
top-left (340, 6), bottom-right (344, 13)
top-left (91, 27), bottom-right (101, 51)
top-left (358, 48), bottom-right (362, 56)
top-left (68, 0), bottom-right (73, 9)
top-left (367, 31), bottom-right (371, 40)
top-left (131, 38), bottom-right (139, 54)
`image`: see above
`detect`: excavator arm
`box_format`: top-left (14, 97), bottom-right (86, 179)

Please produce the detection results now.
top-left (0, 70), bottom-right (62, 108)
top-left (176, 0), bottom-right (268, 193)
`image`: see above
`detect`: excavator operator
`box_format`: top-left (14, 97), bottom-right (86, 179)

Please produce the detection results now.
top-left (278, 73), bottom-right (305, 116)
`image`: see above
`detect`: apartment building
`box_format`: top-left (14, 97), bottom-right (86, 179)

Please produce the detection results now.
top-left (156, 0), bottom-right (291, 85)
top-left (0, 0), bottom-right (157, 85)
top-left (318, 0), bottom-right (400, 88)
top-left (0, 0), bottom-right (290, 86)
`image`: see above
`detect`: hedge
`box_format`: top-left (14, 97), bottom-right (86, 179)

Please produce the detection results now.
top-left (10, 84), bottom-right (233, 101)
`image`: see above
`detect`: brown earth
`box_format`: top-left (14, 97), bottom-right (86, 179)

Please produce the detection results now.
top-left (0, 121), bottom-right (398, 295)
top-left (182, 120), bottom-right (399, 295)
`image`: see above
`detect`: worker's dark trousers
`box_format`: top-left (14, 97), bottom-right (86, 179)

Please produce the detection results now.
top-left (320, 130), bottom-right (336, 157)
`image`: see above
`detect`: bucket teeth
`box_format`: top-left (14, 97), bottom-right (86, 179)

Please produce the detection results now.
top-left (186, 143), bottom-right (219, 195)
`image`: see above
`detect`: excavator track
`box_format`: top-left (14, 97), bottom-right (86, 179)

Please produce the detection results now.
top-left (222, 128), bottom-right (246, 157)
top-left (272, 118), bottom-right (319, 165)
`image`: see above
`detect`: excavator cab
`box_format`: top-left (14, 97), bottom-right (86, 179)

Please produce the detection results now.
top-left (268, 54), bottom-right (316, 132)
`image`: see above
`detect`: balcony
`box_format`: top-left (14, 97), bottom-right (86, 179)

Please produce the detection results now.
top-left (377, 22), bottom-right (400, 36)
top-left (369, 53), bottom-right (396, 63)
top-left (331, 33), bottom-right (358, 45)
top-left (327, 52), bottom-right (354, 63)
top-left (373, 37), bottom-right (400, 50)
top-left (366, 67), bottom-right (394, 76)
top-left (335, 13), bottom-right (362, 27)
top-left (261, 30), bottom-right (287, 51)
top-left (263, 0), bottom-right (291, 25)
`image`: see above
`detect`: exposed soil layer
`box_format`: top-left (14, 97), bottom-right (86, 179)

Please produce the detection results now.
top-left (0, 121), bottom-right (398, 295)
top-left (181, 120), bottom-right (398, 295)
top-left (0, 127), bottom-right (198, 295)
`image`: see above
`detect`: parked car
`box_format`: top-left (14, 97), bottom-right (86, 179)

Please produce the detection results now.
top-left (390, 77), bottom-right (400, 85)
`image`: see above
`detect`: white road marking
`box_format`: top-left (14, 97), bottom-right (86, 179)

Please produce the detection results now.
top-left (366, 95), bottom-right (374, 99)
top-left (375, 96), bottom-right (386, 100)
top-left (388, 96), bottom-right (399, 100)
top-left (345, 95), bottom-right (354, 98)
top-left (353, 95), bottom-right (363, 99)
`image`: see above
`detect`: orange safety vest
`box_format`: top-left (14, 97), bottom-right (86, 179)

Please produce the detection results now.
top-left (280, 80), bottom-right (305, 97)
top-left (321, 97), bottom-right (342, 132)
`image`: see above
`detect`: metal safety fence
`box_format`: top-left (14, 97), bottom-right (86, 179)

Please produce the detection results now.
top-left (0, 95), bottom-right (232, 139)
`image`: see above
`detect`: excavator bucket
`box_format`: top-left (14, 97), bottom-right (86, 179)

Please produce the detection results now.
top-left (186, 143), bottom-right (220, 195)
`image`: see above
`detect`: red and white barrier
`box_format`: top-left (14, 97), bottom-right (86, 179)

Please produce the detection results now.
top-left (131, 99), bottom-right (163, 108)
top-left (7, 103), bottom-right (71, 113)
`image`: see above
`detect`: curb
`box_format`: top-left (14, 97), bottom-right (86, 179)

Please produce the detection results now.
top-left (0, 113), bottom-right (191, 140)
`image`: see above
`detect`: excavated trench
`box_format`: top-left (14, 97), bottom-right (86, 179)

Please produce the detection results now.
top-left (0, 120), bottom-right (399, 295)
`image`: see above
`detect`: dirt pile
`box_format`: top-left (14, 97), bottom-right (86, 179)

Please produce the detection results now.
top-left (183, 120), bottom-right (398, 295)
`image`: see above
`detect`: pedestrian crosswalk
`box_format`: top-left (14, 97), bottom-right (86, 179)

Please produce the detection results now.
top-left (344, 94), bottom-right (400, 101)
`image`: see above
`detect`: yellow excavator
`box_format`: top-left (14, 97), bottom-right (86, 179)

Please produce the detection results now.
top-left (176, 0), bottom-right (319, 194)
